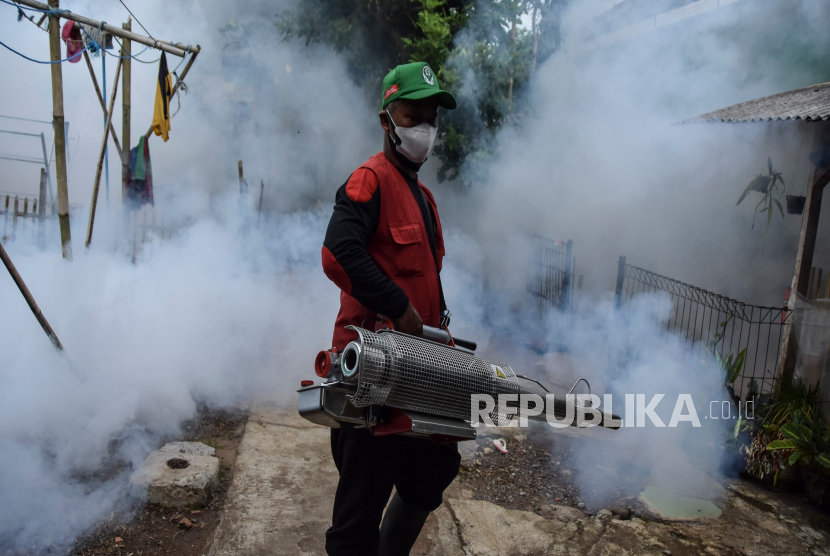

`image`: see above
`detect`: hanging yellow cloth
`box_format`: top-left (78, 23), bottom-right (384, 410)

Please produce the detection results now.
top-left (152, 53), bottom-right (172, 142)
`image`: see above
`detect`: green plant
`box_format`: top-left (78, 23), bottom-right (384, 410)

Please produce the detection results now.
top-left (743, 428), bottom-right (788, 482)
top-left (753, 376), bottom-right (830, 484)
top-left (705, 314), bottom-right (751, 441)
top-left (763, 377), bottom-right (822, 428)
top-left (736, 157), bottom-right (787, 231)
top-left (766, 410), bottom-right (830, 474)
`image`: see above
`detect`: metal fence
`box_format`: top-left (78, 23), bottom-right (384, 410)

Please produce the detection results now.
top-left (614, 256), bottom-right (789, 396)
top-left (127, 206), bottom-right (175, 264)
top-left (1, 191), bottom-right (58, 246)
top-left (526, 235), bottom-right (581, 351)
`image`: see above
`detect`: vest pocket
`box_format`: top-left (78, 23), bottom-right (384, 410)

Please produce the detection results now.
top-left (388, 222), bottom-right (425, 276)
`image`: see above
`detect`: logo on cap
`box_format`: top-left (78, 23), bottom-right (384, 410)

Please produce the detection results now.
top-left (422, 65), bottom-right (435, 86)
top-left (384, 84), bottom-right (399, 100)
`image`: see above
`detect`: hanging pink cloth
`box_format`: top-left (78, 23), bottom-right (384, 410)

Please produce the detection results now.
top-left (60, 21), bottom-right (83, 63)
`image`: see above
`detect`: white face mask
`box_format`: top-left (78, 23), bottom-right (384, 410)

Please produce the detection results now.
top-left (386, 110), bottom-right (438, 164)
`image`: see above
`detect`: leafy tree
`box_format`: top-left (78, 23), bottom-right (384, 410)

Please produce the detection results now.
top-left (275, 0), bottom-right (569, 184)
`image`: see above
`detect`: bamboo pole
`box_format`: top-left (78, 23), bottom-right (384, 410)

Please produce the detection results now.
top-left (85, 58), bottom-right (123, 248)
top-left (38, 168), bottom-right (46, 248)
top-left (48, 0), bottom-right (72, 260)
top-left (507, 20), bottom-right (516, 113)
top-left (0, 239), bottom-right (63, 350)
top-left (258, 180), bottom-right (264, 213)
top-left (144, 49), bottom-right (200, 138)
top-left (82, 51), bottom-right (122, 157)
top-left (14, 0), bottom-right (196, 58)
top-left (122, 20), bottom-right (132, 201)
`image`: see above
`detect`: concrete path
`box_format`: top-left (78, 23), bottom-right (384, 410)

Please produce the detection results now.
top-left (208, 406), bottom-right (335, 556)
top-left (208, 406), bottom-right (830, 556)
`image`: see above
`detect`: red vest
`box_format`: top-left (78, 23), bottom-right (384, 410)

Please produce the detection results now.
top-left (327, 152), bottom-right (445, 350)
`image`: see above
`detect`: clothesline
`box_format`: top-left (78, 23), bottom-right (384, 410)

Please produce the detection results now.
top-left (0, 37), bottom-right (90, 64)
top-left (78, 24), bottom-right (158, 63)
top-left (0, 0), bottom-right (64, 14)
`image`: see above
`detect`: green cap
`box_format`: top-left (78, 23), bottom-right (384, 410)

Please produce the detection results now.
top-left (381, 62), bottom-right (457, 110)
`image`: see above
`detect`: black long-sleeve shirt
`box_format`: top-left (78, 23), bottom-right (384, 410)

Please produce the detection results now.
top-left (323, 165), bottom-right (437, 319)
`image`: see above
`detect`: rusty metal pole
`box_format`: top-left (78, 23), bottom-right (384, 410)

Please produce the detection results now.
top-left (48, 0), bottom-right (72, 259)
top-left (776, 122), bottom-right (830, 385)
top-left (0, 239), bottom-right (63, 350)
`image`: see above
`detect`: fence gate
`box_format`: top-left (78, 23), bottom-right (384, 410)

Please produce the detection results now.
top-left (614, 256), bottom-right (789, 397)
top-left (526, 235), bottom-right (581, 352)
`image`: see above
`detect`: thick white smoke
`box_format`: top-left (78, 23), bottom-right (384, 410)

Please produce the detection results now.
top-left (447, 0), bottom-right (830, 509)
top-left (2, 0), bottom-right (830, 551)
top-left (0, 0), bottom-right (378, 551)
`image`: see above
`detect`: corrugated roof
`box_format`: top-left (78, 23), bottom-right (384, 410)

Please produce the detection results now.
top-left (685, 81), bottom-right (830, 123)
top-left (592, 0), bottom-right (697, 36)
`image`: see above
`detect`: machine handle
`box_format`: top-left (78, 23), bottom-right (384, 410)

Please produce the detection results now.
top-left (452, 336), bottom-right (477, 351)
top-left (421, 325), bottom-right (477, 352)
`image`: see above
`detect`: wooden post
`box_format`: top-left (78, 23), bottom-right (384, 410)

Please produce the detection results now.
top-left (122, 20), bottom-right (131, 203)
top-left (809, 267), bottom-right (817, 299)
top-left (38, 168), bottom-right (47, 248)
top-left (0, 238), bottom-right (63, 350)
top-left (561, 239), bottom-right (573, 311)
top-left (615, 255), bottom-right (627, 309)
top-left (12, 196), bottom-right (19, 240)
top-left (507, 20), bottom-right (516, 113)
top-left (777, 122), bottom-right (830, 384)
top-left (258, 180), bottom-right (265, 212)
top-left (85, 58), bottom-right (123, 248)
top-left (2, 195), bottom-right (8, 240)
top-left (48, 0), bottom-right (72, 259)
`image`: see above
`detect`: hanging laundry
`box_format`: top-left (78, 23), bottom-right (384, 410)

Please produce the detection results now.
top-left (80, 24), bottom-right (112, 55)
top-left (124, 135), bottom-right (154, 207)
top-left (152, 53), bottom-right (173, 142)
top-left (60, 21), bottom-right (83, 63)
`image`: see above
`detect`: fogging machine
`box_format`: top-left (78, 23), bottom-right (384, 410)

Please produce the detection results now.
top-left (298, 324), bottom-right (620, 442)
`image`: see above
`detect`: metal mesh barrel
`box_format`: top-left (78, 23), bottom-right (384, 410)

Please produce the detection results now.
top-left (345, 326), bottom-right (520, 421)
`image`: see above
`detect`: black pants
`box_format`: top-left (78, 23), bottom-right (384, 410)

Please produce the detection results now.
top-left (325, 424), bottom-right (461, 556)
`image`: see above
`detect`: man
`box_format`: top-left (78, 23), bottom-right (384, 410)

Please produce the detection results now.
top-left (320, 62), bottom-right (461, 556)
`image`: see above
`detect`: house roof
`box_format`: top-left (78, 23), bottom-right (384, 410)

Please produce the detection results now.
top-left (593, 0), bottom-right (698, 35)
top-left (684, 81), bottom-right (830, 123)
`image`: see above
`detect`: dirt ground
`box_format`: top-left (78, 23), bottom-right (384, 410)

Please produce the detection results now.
top-left (63, 402), bottom-right (830, 556)
top-left (69, 407), bottom-right (248, 556)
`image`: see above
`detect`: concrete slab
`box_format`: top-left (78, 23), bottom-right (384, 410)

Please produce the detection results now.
top-left (130, 441), bottom-right (219, 509)
top-left (207, 407), bottom-right (334, 556)
top-left (208, 407), bottom-right (830, 556)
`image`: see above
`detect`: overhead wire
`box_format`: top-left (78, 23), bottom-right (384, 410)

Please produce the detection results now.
top-left (110, 36), bottom-right (157, 63)
top-left (4, 0), bottom-right (191, 120)
top-left (117, 0), bottom-right (153, 40)
top-left (0, 0), bottom-right (81, 63)
top-left (2, 0), bottom-right (65, 14)
top-left (0, 37), bottom-right (89, 64)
